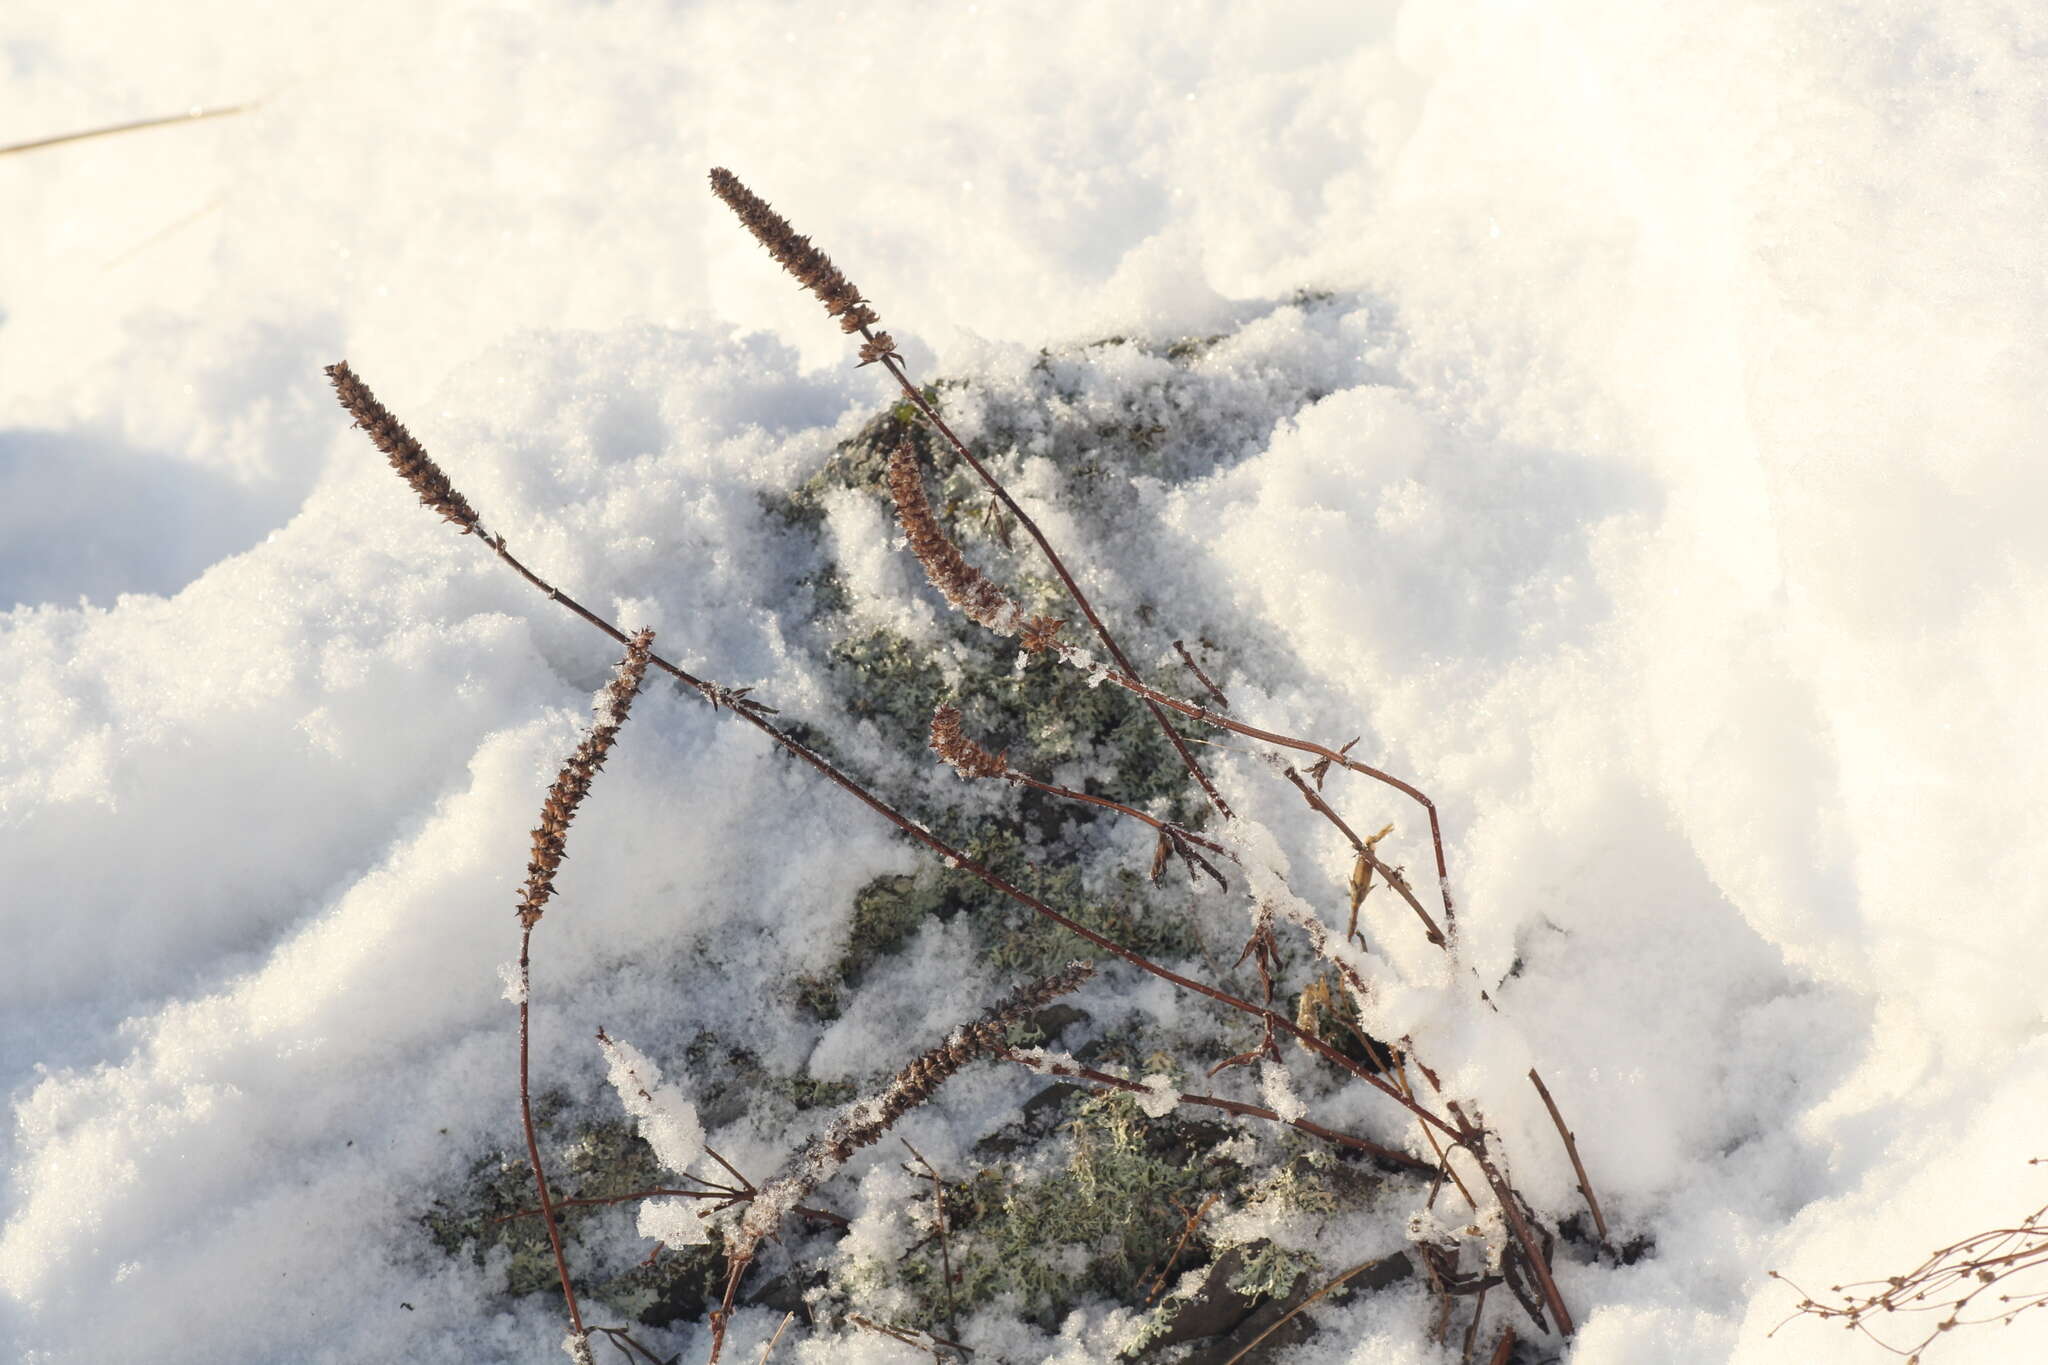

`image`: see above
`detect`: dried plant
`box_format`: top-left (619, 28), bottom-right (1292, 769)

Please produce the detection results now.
top-left (323, 168), bottom-right (1623, 1360)
top-left (708, 167), bottom-right (881, 336)
top-left (1770, 1162), bottom-right (2048, 1362)
top-left (520, 631), bottom-right (654, 929)
top-left (327, 361), bottom-right (481, 533)
top-left (512, 636), bottom-right (658, 1365)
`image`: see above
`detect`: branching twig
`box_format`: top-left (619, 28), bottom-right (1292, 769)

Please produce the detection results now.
top-left (1770, 1160), bottom-right (2048, 1359)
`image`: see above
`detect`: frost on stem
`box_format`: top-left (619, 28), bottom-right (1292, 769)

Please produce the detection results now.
top-left (597, 1031), bottom-right (708, 1180)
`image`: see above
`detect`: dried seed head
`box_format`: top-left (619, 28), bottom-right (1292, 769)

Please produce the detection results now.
top-left (517, 629), bottom-right (655, 928)
top-left (326, 361), bottom-right (481, 532)
top-left (736, 961), bottom-right (1094, 1250)
top-left (856, 332), bottom-right (898, 367)
top-left (885, 442), bottom-right (1035, 638)
top-left (929, 704), bottom-right (1008, 779)
top-left (709, 168), bottom-right (880, 334)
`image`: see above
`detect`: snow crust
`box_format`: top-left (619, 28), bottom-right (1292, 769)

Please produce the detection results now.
top-left (3, 2), bottom-right (2044, 1362)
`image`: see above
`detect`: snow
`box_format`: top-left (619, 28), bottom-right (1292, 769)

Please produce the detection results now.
top-left (4, 2), bottom-right (2045, 1363)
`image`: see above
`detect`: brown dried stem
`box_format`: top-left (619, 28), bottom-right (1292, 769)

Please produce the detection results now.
top-left (900, 1140), bottom-right (958, 1339)
top-left (516, 919), bottom-right (591, 1362)
top-left (1528, 1067), bottom-right (1611, 1252)
top-left (1220, 1254), bottom-right (1414, 1365)
top-left (1007, 1050), bottom-right (1436, 1174)
top-left (1278, 763), bottom-right (1445, 948)
top-left (1173, 638), bottom-right (1231, 709)
top-left (930, 703), bottom-right (1227, 888)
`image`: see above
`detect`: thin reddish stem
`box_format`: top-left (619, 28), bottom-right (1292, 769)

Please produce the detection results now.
top-left (517, 924), bottom-right (589, 1353)
top-left (1529, 1067), bottom-right (1611, 1252)
top-left (1008, 1051), bottom-right (1437, 1173)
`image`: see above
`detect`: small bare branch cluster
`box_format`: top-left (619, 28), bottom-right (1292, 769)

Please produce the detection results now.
top-left (1771, 1162), bottom-right (2048, 1363)
top-left (518, 631), bottom-right (655, 929)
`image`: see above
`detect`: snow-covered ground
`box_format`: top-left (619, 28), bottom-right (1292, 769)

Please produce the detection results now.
top-left (3, 4), bottom-right (2044, 1362)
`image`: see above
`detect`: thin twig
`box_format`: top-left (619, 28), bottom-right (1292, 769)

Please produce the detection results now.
top-left (1140, 1193), bottom-right (1219, 1304)
top-left (1173, 639), bottom-right (1230, 709)
top-left (757, 1312), bottom-right (795, 1364)
top-left (1220, 1255), bottom-right (1406, 1365)
top-left (518, 923), bottom-right (591, 1361)
top-left (489, 1187), bottom-right (849, 1230)
top-left (1459, 1282), bottom-right (1492, 1364)
top-left (0, 103), bottom-right (250, 158)
top-left (900, 1140), bottom-right (958, 1340)
top-left (1006, 1051), bottom-right (1437, 1174)
top-left (848, 1315), bottom-right (971, 1361)
top-left (1528, 1068), bottom-right (1611, 1252)
top-left (1278, 764), bottom-right (1444, 947)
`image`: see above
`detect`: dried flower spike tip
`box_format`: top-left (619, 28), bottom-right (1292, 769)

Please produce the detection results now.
top-left (517, 630), bottom-right (656, 928)
top-left (708, 167), bottom-right (880, 335)
top-left (929, 704), bottom-right (1008, 779)
top-left (325, 361), bottom-right (481, 533)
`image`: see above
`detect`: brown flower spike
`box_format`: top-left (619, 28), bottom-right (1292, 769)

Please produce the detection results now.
top-left (929, 704), bottom-right (1008, 779)
top-left (709, 168), bottom-right (880, 335)
top-left (517, 630), bottom-right (656, 928)
top-left (326, 360), bottom-right (481, 532)
top-left (887, 442), bottom-right (1064, 651)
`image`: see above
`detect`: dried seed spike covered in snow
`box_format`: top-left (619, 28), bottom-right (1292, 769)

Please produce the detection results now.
top-left (929, 704), bottom-right (1009, 779)
top-left (596, 1029), bottom-right (707, 1180)
top-left (517, 630), bottom-right (655, 928)
top-left (736, 961), bottom-right (1095, 1250)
